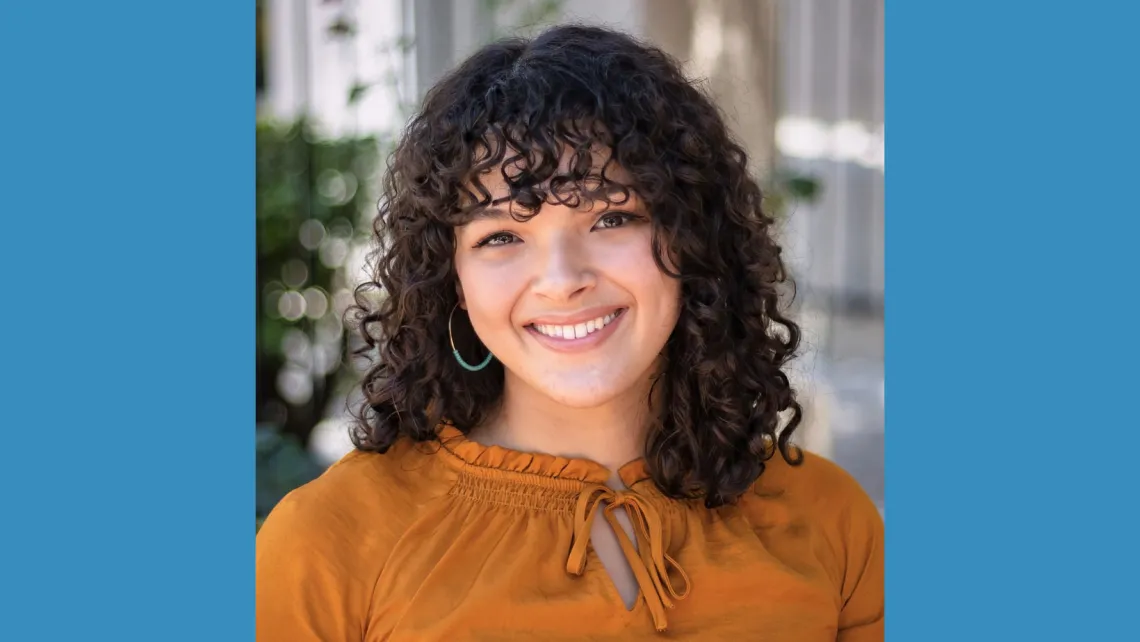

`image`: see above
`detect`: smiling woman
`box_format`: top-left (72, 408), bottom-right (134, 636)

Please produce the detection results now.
top-left (453, 162), bottom-right (681, 416)
top-left (255, 24), bottom-right (883, 641)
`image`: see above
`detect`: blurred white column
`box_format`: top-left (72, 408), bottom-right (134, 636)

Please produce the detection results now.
top-left (262, 0), bottom-right (412, 138)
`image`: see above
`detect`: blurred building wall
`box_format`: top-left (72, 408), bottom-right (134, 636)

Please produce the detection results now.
top-left (411, 0), bottom-right (779, 173)
top-left (261, 0), bottom-right (412, 137)
top-left (776, 0), bottom-right (885, 510)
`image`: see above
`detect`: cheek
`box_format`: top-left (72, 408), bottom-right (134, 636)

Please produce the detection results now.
top-left (602, 238), bottom-right (681, 315)
top-left (456, 260), bottom-right (525, 326)
top-left (652, 274), bottom-right (683, 334)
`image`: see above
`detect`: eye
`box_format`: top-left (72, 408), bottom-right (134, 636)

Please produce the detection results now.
top-left (593, 211), bottom-right (640, 230)
top-left (474, 231), bottom-right (519, 248)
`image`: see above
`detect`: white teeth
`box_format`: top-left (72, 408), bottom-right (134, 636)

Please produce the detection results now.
top-left (532, 310), bottom-right (621, 339)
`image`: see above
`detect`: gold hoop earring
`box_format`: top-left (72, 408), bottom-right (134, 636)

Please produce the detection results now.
top-left (448, 303), bottom-right (494, 372)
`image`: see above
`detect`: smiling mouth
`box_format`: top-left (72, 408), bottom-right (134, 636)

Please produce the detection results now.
top-left (526, 308), bottom-right (626, 340)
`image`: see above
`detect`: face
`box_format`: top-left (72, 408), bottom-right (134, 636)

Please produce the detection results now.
top-left (452, 156), bottom-right (682, 410)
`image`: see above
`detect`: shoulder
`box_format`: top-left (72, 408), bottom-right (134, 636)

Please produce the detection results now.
top-left (751, 450), bottom-right (885, 633)
top-left (738, 448), bottom-right (883, 610)
top-left (257, 438), bottom-right (454, 567)
top-left (749, 448), bottom-right (879, 519)
top-left (256, 442), bottom-right (453, 638)
top-left (740, 448), bottom-right (883, 571)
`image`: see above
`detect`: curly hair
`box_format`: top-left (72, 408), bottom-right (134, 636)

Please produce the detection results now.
top-left (349, 24), bottom-right (802, 507)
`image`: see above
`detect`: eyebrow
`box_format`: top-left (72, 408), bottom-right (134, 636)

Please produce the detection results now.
top-left (469, 205), bottom-right (512, 221)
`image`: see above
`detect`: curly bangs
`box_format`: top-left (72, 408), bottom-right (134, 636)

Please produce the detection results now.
top-left (350, 24), bottom-right (802, 507)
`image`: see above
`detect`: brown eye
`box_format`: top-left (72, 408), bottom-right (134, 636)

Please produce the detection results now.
top-left (474, 232), bottom-right (519, 248)
top-left (593, 212), bottom-right (638, 230)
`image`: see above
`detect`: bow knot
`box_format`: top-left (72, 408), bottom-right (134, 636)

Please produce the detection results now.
top-left (565, 483), bottom-right (691, 632)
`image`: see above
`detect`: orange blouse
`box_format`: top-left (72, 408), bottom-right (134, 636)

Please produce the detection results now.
top-left (256, 425), bottom-right (884, 640)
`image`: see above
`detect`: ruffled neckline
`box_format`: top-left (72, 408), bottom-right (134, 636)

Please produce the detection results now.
top-left (436, 424), bottom-right (652, 488)
top-left (433, 424), bottom-right (684, 632)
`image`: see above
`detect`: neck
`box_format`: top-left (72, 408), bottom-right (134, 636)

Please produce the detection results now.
top-left (470, 371), bottom-right (659, 476)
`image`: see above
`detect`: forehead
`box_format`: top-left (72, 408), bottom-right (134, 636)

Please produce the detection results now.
top-left (462, 141), bottom-right (637, 217)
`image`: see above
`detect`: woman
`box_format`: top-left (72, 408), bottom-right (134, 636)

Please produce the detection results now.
top-left (256, 24), bottom-right (883, 641)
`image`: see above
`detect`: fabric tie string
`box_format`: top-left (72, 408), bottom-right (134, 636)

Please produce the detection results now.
top-left (565, 483), bottom-right (691, 632)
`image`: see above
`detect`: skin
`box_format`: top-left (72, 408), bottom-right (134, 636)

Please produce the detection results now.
top-left (451, 148), bottom-right (682, 608)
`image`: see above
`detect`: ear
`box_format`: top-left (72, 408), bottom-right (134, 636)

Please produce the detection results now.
top-left (455, 281), bottom-right (467, 310)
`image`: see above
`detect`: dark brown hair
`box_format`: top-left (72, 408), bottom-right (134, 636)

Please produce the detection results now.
top-left (350, 24), bottom-right (802, 507)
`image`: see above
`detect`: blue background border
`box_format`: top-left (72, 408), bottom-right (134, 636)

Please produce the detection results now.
top-left (1, 2), bottom-right (253, 639)
top-left (2, 1), bottom-right (1139, 639)
top-left (888, 2), bottom-right (1140, 639)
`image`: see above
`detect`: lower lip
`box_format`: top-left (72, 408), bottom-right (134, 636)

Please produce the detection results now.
top-left (525, 309), bottom-right (626, 353)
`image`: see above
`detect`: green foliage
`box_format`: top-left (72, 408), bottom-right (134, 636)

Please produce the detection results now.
top-left (256, 119), bottom-right (381, 503)
top-left (481, 0), bottom-right (565, 39)
top-left (256, 119), bottom-right (377, 358)
top-left (764, 170), bottom-right (823, 220)
top-left (326, 15), bottom-right (357, 39)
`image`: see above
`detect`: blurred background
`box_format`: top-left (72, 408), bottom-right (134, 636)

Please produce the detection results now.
top-left (256, 0), bottom-right (884, 526)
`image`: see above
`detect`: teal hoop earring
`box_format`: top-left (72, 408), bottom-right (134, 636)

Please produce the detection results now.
top-left (449, 304), bottom-right (494, 372)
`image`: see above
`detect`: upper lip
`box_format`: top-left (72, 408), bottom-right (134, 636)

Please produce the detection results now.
top-left (524, 306), bottom-right (626, 326)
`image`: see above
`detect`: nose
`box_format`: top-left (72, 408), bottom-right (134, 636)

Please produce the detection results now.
top-left (531, 234), bottom-right (596, 303)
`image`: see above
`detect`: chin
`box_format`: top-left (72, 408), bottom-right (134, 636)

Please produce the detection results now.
top-left (529, 370), bottom-right (646, 409)
top-left (542, 389), bottom-right (618, 409)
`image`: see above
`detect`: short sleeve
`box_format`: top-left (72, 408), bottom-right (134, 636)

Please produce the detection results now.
top-left (256, 488), bottom-right (372, 641)
top-left (836, 488), bottom-right (884, 641)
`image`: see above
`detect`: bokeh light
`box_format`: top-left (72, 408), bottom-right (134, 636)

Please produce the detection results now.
top-left (312, 342), bottom-right (342, 376)
top-left (332, 288), bottom-right (355, 317)
top-left (299, 219), bottom-right (326, 251)
top-left (345, 241), bottom-right (371, 283)
top-left (264, 281), bottom-right (285, 319)
top-left (276, 365), bottom-right (313, 405)
top-left (281, 328), bottom-right (312, 367)
top-left (328, 216), bottom-right (355, 240)
top-left (277, 291), bottom-right (306, 321)
top-left (281, 259), bottom-right (309, 289)
top-left (303, 287), bottom-right (329, 319)
top-left (309, 414), bottom-right (355, 467)
top-left (317, 169), bottom-right (358, 206)
top-left (315, 311), bottom-right (344, 343)
top-left (319, 237), bottom-right (350, 268)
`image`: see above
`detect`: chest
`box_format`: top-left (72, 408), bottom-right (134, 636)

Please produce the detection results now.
top-left (368, 503), bottom-right (842, 641)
